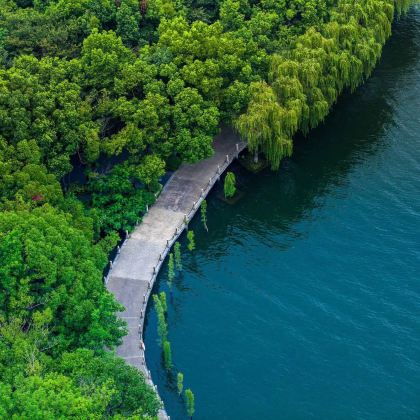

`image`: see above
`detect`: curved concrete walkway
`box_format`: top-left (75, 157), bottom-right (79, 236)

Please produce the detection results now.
top-left (106, 127), bottom-right (245, 418)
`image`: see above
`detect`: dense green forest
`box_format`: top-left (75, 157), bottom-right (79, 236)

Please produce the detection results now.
top-left (0, 0), bottom-right (416, 417)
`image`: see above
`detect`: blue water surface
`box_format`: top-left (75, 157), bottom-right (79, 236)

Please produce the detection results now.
top-left (145, 10), bottom-right (420, 419)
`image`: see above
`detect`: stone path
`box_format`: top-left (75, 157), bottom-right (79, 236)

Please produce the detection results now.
top-left (106, 127), bottom-right (245, 418)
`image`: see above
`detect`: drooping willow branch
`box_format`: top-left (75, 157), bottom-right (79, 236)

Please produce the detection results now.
top-left (235, 0), bottom-right (417, 170)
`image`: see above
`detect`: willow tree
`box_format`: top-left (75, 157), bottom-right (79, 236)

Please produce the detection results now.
top-left (153, 294), bottom-right (167, 346)
top-left (167, 253), bottom-right (175, 291)
top-left (395, 0), bottom-right (417, 15)
top-left (224, 172), bottom-right (236, 198)
top-left (236, 0), bottom-right (415, 171)
top-left (187, 230), bottom-right (195, 252)
top-left (235, 82), bottom-right (293, 170)
top-left (269, 57), bottom-right (308, 131)
top-left (177, 372), bottom-right (184, 396)
top-left (185, 389), bottom-right (195, 419)
top-left (163, 340), bottom-right (172, 371)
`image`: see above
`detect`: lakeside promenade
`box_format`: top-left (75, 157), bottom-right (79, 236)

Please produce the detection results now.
top-left (106, 127), bottom-right (246, 418)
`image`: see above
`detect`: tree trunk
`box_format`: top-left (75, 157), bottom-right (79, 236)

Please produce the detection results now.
top-left (253, 150), bottom-right (259, 164)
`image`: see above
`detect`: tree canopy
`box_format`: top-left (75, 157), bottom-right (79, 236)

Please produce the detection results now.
top-left (0, 206), bottom-right (125, 352)
top-left (236, 0), bottom-right (418, 168)
top-left (0, 0), bottom-right (417, 417)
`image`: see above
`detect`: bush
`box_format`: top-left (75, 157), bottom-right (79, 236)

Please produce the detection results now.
top-left (88, 163), bottom-right (156, 234)
top-left (224, 172), bottom-right (236, 198)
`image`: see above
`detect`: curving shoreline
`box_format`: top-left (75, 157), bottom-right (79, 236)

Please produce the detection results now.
top-left (106, 127), bottom-right (246, 418)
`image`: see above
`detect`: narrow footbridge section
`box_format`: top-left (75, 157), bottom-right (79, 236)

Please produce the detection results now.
top-left (106, 127), bottom-right (245, 418)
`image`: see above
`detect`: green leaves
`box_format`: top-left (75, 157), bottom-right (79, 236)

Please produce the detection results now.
top-left (0, 330), bottom-right (161, 418)
top-left (200, 200), bottom-right (208, 231)
top-left (153, 293), bottom-right (168, 345)
top-left (187, 230), bottom-right (196, 252)
top-left (81, 29), bottom-right (133, 90)
top-left (185, 388), bottom-right (195, 418)
top-left (167, 253), bottom-right (175, 290)
top-left (58, 349), bottom-right (161, 416)
top-left (177, 372), bottom-right (184, 396)
top-left (224, 171), bottom-right (236, 198)
top-left (171, 87), bottom-right (219, 162)
top-left (163, 340), bottom-right (172, 370)
top-left (88, 163), bottom-right (157, 234)
top-left (116, 0), bottom-right (141, 47)
top-left (134, 155), bottom-right (166, 190)
top-left (236, 0), bottom-right (403, 169)
top-left (4, 373), bottom-right (112, 419)
top-left (0, 56), bottom-right (98, 178)
top-left (0, 206), bottom-right (125, 353)
top-left (0, 1), bottom-right (416, 418)
top-left (235, 81), bottom-right (293, 169)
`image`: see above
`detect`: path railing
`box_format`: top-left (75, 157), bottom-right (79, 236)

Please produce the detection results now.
top-left (105, 141), bottom-right (246, 419)
top-left (104, 143), bottom-right (245, 285)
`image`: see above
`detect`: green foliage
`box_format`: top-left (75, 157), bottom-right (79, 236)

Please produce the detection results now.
top-left (0, 320), bottom-right (160, 418)
top-left (0, 206), bottom-right (126, 353)
top-left (201, 199), bottom-right (208, 231)
top-left (58, 348), bottom-right (161, 416)
top-left (395, 0), bottom-right (416, 14)
top-left (0, 0), bottom-right (417, 417)
top-left (185, 388), bottom-right (195, 419)
top-left (0, 372), bottom-right (111, 418)
top-left (168, 252), bottom-right (175, 289)
top-left (133, 155), bottom-right (166, 191)
top-left (156, 16), bottom-right (251, 116)
top-left (236, 0), bottom-right (414, 169)
top-left (0, 55), bottom-right (99, 178)
top-left (159, 291), bottom-right (168, 314)
top-left (0, 318), bottom-right (53, 386)
top-left (0, 27), bottom-right (7, 65)
top-left (88, 163), bottom-right (156, 234)
top-left (163, 340), bottom-right (172, 371)
top-left (171, 88), bottom-right (220, 162)
top-left (116, 0), bottom-right (141, 47)
top-left (177, 372), bottom-right (184, 396)
top-left (153, 293), bottom-right (168, 345)
top-left (187, 230), bottom-right (196, 252)
top-left (81, 28), bottom-right (134, 91)
top-left (235, 81), bottom-right (293, 169)
top-left (174, 242), bottom-right (183, 271)
top-left (0, 154), bottom-right (63, 210)
top-left (153, 292), bottom-right (172, 371)
top-left (224, 171), bottom-right (236, 198)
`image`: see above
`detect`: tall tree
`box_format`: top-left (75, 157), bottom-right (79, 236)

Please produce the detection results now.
top-left (0, 206), bottom-right (126, 353)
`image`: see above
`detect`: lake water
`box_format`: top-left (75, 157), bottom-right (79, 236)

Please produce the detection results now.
top-left (145, 10), bottom-right (420, 419)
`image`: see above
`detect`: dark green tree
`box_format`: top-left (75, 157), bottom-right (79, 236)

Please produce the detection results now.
top-left (58, 348), bottom-right (161, 416)
top-left (116, 0), bottom-right (141, 47)
top-left (0, 206), bottom-right (126, 353)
